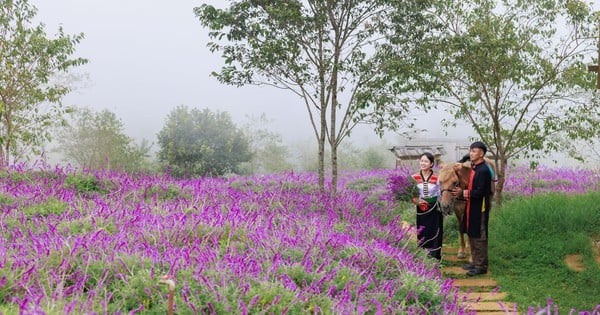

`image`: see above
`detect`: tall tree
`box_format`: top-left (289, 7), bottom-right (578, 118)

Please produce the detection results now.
top-left (195, 0), bottom-right (433, 191)
top-left (157, 106), bottom-right (252, 178)
top-left (55, 108), bottom-right (153, 172)
top-left (406, 0), bottom-right (600, 204)
top-left (0, 0), bottom-right (87, 164)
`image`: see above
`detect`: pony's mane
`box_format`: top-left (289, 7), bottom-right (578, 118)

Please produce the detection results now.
top-left (438, 157), bottom-right (497, 191)
top-left (438, 162), bottom-right (459, 183)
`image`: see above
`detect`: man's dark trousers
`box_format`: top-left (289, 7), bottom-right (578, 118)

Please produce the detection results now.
top-left (469, 211), bottom-right (489, 271)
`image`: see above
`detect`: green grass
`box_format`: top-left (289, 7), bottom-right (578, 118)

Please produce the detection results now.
top-left (442, 213), bottom-right (461, 247)
top-left (489, 192), bottom-right (600, 312)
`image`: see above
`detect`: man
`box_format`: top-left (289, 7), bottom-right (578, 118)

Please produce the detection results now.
top-left (452, 141), bottom-right (493, 276)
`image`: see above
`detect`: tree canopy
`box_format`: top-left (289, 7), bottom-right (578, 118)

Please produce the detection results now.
top-left (404, 0), bottom-right (600, 203)
top-left (55, 108), bottom-right (152, 172)
top-left (157, 106), bottom-right (252, 178)
top-left (195, 0), bottom-right (435, 191)
top-left (0, 0), bottom-right (87, 164)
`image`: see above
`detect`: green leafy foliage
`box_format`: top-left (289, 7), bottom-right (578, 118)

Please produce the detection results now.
top-left (404, 0), bottom-right (600, 204)
top-left (139, 183), bottom-right (191, 202)
top-left (22, 198), bottom-right (68, 217)
top-left (359, 146), bottom-right (389, 170)
top-left (157, 105), bottom-right (252, 178)
top-left (63, 173), bottom-right (106, 195)
top-left (195, 0), bottom-right (435, 189)
top-left (0, 194), bottom-right (14, 205)
top-left (0, 0), bottom-right (87, 164)
top-left (104, 267), bottom-right (159, 313)
top-left (55, 108), bottom-right (154, 172)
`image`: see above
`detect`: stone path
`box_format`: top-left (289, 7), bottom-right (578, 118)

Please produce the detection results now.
top-left (442, 247), bottom-right (517, 314)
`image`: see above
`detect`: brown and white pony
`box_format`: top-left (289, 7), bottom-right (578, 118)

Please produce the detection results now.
top-left (438, 158), bottom-right (496, 259)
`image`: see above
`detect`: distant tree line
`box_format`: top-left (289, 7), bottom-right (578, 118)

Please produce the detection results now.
top-left (53, 105), bottom-right (393, 177)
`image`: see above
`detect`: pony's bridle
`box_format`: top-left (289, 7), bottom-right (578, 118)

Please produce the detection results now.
top-left (438, 178), bottom-right (461, 217)
top-left (440, 182), bottom-right (459, 195)
top-left (440, 167), bottom-right (465, 200)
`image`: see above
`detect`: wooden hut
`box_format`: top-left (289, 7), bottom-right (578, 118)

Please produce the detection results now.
top-left (389, 145), bottom-right (447, 168)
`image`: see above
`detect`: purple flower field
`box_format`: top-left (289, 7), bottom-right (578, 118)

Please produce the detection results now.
top-left (0, 164), bottom-right (469, 314)
top-left (0, 163), bottom-right (598, 314)
top-left (502, 165), bottom-right (600, 196)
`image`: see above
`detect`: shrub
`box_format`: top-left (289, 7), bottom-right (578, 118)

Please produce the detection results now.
top-left (64, 173), bottom-right (106, 194)
top-left (22, 198), bottom-right (68, 217)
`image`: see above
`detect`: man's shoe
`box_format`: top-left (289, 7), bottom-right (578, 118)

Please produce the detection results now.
top-left (466, 267), bottom-right (487, 276)
top-left (462, 263), bottom-right (475, 270)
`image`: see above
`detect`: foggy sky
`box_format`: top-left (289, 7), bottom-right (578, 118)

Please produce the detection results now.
top-left (33, 1), bottom-right (308, 142)
top-left (29, 0), bottom-right (589, 167)
top-left (31, 1), bottom-right (470, 145)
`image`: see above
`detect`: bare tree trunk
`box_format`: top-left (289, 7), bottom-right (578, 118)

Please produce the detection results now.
top-left (494, 158), bottom-right (508, 207)
top-left (330, 69), bottom-right (339, 195)
top-left (316, 20), bottom-right (326, 191)
top-left (1, 111), bottom-right (12, 166)
top-left (0, 145), bottom-right (5, 167)
top-left (330, 139), bottom-right (338, 194)
top-left (329, 5), bottom-right (341, 195)
top-left (318, 106), bottom-right (326, 191)
top-left (2, 140), bottom-right (10, 166)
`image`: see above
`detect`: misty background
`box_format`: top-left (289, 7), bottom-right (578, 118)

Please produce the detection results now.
top-left (30, 0), bottom-right (590, 168)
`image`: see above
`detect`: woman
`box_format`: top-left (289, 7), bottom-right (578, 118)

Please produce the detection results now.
top-left (411, 152), bottom-right (443, 260)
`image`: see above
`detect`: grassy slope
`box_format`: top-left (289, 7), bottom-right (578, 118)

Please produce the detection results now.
top-left (489, 192), bottom-right (600, 312)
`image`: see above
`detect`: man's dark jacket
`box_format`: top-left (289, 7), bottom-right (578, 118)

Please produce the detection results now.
top-left (461, 161), bottom-right (492, 238)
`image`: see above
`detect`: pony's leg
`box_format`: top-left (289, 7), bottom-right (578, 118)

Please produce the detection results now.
top-left (455, 202), bottom-right (468, 259)
top-left (457, 232), bottom-right (467, 259)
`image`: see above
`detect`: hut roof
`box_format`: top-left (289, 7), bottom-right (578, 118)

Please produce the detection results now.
top-left (389, 145), bottom-right (446, 160)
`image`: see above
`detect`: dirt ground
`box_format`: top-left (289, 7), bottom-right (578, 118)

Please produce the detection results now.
top-left (565, 236), bottom-right (600, 271)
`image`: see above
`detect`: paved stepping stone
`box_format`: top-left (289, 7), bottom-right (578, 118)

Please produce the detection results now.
top-left (442, 255), bottom-right (469, 263)
top-left (442, 247), bottom-right (463, 254)
top-left (460, 291), bottom-right (507, 301)
top-left (442, 266), bottom-right (468, 275)
top-left (443, 255), bottom-right (469, 262)
top-left (453, 278), bottom-right (498, 288)
top-left (463, 301), bottom-right (517, 312)
top-left (441, 246), bottom-right (519, 313)
top-left (442, 266), bottom-right (493, 276)
top-left (442, 244), bottom-right (518, 314)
